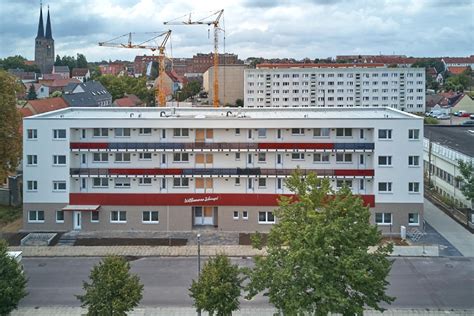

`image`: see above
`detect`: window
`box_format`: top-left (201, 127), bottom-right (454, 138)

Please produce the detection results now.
top-left (408, 155), bottom-right (420, 166)
top-left (28, 210), bottom-right (44, 223)
top-left (91, 212), bottom-right (99, 223)
top-left (173, 128), bottom-right (189, 137)
top-left (111, 211), bottom-right (127, 223)
top-left (56, 210), bottom-right (64, 223)
top-left (277, 178), bottom-right (283, 190)
top-left (378, 156), bottom-right (392, 166)
top-left (233, 211), bottom-right (239, 220)
top-left (27, 180), bottom-right (38, 191)
top-left (173, 153), bottom-right (189, 162)
top-left (93, 178), bottom-right (108, 188)
top-left (114, 178), bottom-right (131, 188)
top-left (53, 129), bottom-right (66, 139)
top-left (142, 211), bottom-right (159, 223)
top-left (139, 152), bottom-right (152, 160)
top-left (173, 178), bottom-right (189, 187)
top-left (313, 153), bottom-right (330, 163)
top-left (336, 128), bottom-right (352, 137)
top-left (313, 128), bottom-right (330, 137)
top-left (160, 178), bottom-right (167, 189)
top-left (27, 129), bottom-right (38, 139)
top-left (291, 153), bottom-right (305, 160)
top-left (93, 128), bottom-right (108, 137)
top-left (258, 128), bottom-right (266, 138)
top-left (258, 211), bottom-right (275, 224)
top-left (408, 129), bottom-right (420, 140)
top-left (161, 129), bottom-right (166, 139)
top-left (258, 178), bottom-right (266, 188)
top-left (235, 128), bottom-right (240, 135)
top-left (115, 153), bottom-right (131, 162)
top-left (378, 182), bottom-right (393, 193)
top-left (378, 129), bottom-right (392, 140)
top-left (139, 128), bottom-right (152, 135)
top-left (277, 129), bottom-right (282, 139)
top-left (53, 181), bottom-right (66, 191)
top-left (375, 212), bottom-right (392, 225)
top-left (359, 179), bottom-right (365, 190)
top-left (242, 211), bottom-right (248, 220)
top-left (336, 180), bottom-right (352, 188)
top-left (139, 178), bottom-right (152, 186)
top-left (53, 155), bottom-right (66, 165)
top-left (336, 153), bottom-right (352, 163)
top-left (408, 213), bottom-right (419, 226)
top-left (115, 128), bottom-right (131, 137)
top-left (258, 153), bottom-right (266, 163)
top-left (235, 153), bottom-right (241, 160)
top-left (291, 128), bottom-right (304, 135)
top-left (93, 153), bottom-right (108, 162)
top-left (408, 182), bottom-right (420, 193)
top-left (27, 155), bottom-right (38, 166)
top-left (235, 178), bottom-right (241, 186)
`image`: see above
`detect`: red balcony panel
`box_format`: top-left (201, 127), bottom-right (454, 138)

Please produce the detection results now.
top-left (334, 169), bottom-right (375, 177)
top-left (258, 143), bottom-right (334, 150)
top-left (70, 142), bottom-right (108, 150)
top-left (108, 168), bottom-right (183, 176)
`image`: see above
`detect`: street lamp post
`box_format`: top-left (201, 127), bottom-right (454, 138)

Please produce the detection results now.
top-left (197, 233), bottom-right (201, 316)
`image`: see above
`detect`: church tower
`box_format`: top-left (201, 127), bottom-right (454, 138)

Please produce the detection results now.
top-left (34, 4), bottom-right (54, 74)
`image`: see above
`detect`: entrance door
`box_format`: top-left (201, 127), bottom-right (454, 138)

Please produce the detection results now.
top-left (247, 153), bottom-right (253, 167)
top-left (161, 153), bottom-right (167, 168)
top-left (276, 153), bottom-right (283, 168)
top-left (193, 206), bottom-right (215, 226)
top-left (80, 153), bottom-right (87, 167)
top-left (73, 211), bottom-right (82, 230)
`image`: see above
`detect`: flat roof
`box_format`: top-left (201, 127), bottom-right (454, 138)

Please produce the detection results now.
top-left (25, 107), bottom-right (421, 121)
top-left (424, 126), bottom-right (474, 157)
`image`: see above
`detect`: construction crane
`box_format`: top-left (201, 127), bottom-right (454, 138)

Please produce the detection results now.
top-left (165, 10), bottom-right (224, 107)
top-left (98, 30), bottom-right (172, 106)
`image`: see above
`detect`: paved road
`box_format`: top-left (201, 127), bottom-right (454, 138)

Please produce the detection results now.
top-left (424, 198), bottom-right (474, 257)
top-left (20, 257), bottom-right (474, 309)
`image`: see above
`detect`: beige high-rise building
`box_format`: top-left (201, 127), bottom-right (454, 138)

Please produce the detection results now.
top-left (203, 65), bottom-right (248, 106)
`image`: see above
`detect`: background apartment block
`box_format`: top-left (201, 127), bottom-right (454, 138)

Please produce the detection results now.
top-left (23, 107), bottom-right (423, 235)
top-left (203, 65), bottom-right (248, 105)
top-left (244, 64), bottom-right (425, 113)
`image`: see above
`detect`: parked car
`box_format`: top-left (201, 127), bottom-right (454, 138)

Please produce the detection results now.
top-left (454, 110), bottom-right (467, 117)
top-left (461, 120), bottom-right (474, 126)
top-left (436, 114), bottom-right (450, 120)
top-left (470, 114), bottom-right (474, 120)
top-left (461, 112), bottom-right (470, 117)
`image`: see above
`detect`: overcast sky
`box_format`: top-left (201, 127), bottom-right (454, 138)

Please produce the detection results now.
top-left (1, 0), bottom-right (473, 62)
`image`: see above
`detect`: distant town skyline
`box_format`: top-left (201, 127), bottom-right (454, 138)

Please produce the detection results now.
top-left (1, 0), bottom-right (473, 62)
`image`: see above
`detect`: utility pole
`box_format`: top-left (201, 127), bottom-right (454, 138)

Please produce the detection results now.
top-left (197, 233), bottom-right (201, 316)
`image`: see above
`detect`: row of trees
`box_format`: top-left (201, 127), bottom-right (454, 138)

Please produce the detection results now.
top-left (97, 74), bottom-right (154, 104)
top-left (0, 55), bottom-right (40, 73)
top-left (54, 53), bottom-right (88, 70)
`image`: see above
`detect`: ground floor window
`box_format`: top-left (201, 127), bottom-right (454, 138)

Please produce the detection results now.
top-left (375, 212), bottom-right (392, 225)
top-left (91, 212), bottom-right (99, 223)
top-left (242, 211), bottom-right (248, 220)
top-left (28, 210), bottom-right (44, 223)
top-left (233, 211), bottom-right (239, 220)
top-left (408, 213), bottom-right (419, 226)
top-left (110, 211), bottom-right (127, 223)
top-left (142, 211), bottom-right (159, 223)
top-left (56, 210), bottom-right (64, 223)
top-left (193, 206), bottom-right (215, 226)
top-left (258, 211), bottom-right (275, 224)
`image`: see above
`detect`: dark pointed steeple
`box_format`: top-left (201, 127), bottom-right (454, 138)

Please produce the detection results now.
top-left (45, 5), bottom-right (52, 39)
top-left (36, 4), bottom-right (44, 38)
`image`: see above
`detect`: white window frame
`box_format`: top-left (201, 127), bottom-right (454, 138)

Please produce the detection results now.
top-left (408, 155), bottom-right (420, 167)
top-left (408, 182), bottom-right (420, 193)
top-left (378, 129), bottom-right (392, 140)
top-left (378, 182), bottom-right (393, 193)
top-left (114, 178), bottom-right (131, 188)
top-left (53, 129), bottom-right (67, 140)
top-left (53, 155), bottom-right (67, 166)
top-left (27, 180), bottom-right (38, 191)
top-left (91, 211), bottom-right (99, 223)
top-left (258, 153), bottom-right (266, 163)
top-left (142, 211), bottom-right (159, 224)
top-left (27, 129), bottom-right (38, 140)
top-left (375, 212), bottom-right (392, 225)
top-left (235, 178), bottom-right (241, 186)
top-left (336, 153), bottom-right (352, 163)
top-left (258, 178), bottom-right (267, 188)
top-left (291, 128), bottom-right (305, 136)
top-left (313, 153), bottom-right (330, 163)
top-left (56, 210), bottom-right (64, 223)
top-left (258, 211), bottom-right (275, 224)
top-left (53, 181), bottom-right (67, 192)
top-left (408, 213), bottom-right (419, 226)
top-left (408, 129), bottom-right (420, 140)
top-left (335, 128), bottom-right (352, 137)
top-left (93, 128), bottom-right (108, 137)
top-left (139, 177), bottom-right (152, 186)
top-left (291, 153), bottom-right (305, 160)
top-left (173, 152), bottom-right (189, 163)
top-left (173, 128), bottom-right (189, 137)
top-left (28, 210), bottom-right (44, 223)
top-left (93, 153), bottom-right (109, 163)
top-left (336, 179), bottom-right (353, 188)
top-left (139, 128), bottom-right (152, 135)
top-left (110, 210), bottom-right (127, 223)
top-left (139, 152), bottom-right (152, 160)
top-left (233, 211), bottom-right (239, 220)
top-left (115, 152), bottom-right (131, 163)
top-left (173, 177), bottom-right (189, 188)
top-left (313, 128), bottom-right (330, 137)
top-left (27, 154), bottom-right (38, 166)
top-left (242, 210), bottom-right (248, 220)
top-left (378, 156), bottom-right (392, 167)
top-left (114, 128), bottom-right (131, 137)
top-left (257, 128), bottom-right (267, 138)
top-left (92, 177), bottom-right (109, 188)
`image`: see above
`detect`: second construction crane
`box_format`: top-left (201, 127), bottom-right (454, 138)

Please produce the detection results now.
top-left (98, 30), bottom-right (172, 106)
top-left (165, 9), bottom-right (224, 107)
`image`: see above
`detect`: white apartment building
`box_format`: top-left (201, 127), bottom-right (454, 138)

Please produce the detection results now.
top-left (23, 107), bottom-right (423, 235)
top-left (244, 63), bottom-right (425, 113)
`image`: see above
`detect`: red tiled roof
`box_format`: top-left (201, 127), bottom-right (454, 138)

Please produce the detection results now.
top-left (443, 57), bottom-right (474, 64)
top-left (71, 68), bottom-right (89, 76)
top-left (27, 97), bottom-right (68, 114)
top-left (19, 107), bottom-right (34, 117)
top-left (114, 97), bottom-right (137, 107)
top-left (448, 66), bottom-right (469, 75)
top-left (44, 78), bottom-right (81, 88)
top-left (42, 73), bottom-right (63, 80)
top-left (256, 63), bottom-right (386, 69)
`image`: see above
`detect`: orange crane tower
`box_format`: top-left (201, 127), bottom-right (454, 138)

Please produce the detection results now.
top-left (98, 30), bottom-right (172, 106)
top-left (164, 10), bottom-right (224, 107)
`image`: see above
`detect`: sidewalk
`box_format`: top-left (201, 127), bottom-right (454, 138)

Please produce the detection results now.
top-left (424, 198), bottom-right (474, 257)
top-left (8, 244), bottom-right (439, 257)
top-left (10, 307), bottom-right (474, 316)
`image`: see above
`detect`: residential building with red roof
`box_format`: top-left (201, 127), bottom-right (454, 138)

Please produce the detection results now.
top-left (23, 97), bottom-right (68, 115)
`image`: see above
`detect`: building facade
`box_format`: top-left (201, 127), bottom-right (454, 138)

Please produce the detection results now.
top-left (244, 64), bottom-right (425, 113)
top-left (203, 65), bottom-right (248, 105)
top-left (34, 5), bottom-right (54, 74)
top-left (23, 107), bottom-right (423, 235)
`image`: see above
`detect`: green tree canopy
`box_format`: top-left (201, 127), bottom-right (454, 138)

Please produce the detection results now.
top-left (97, 74), bottom-right (153, 104)
top-left (456, 160), bottom-right (474, 209)
top-left (0, 55), bottom-right (40, 73)
top-left (0, 239), bottom-right (28, 315)
top-left (0, 70), bottom-right (23, 183)
top-left (76, 53), bottom-right (88, 69)
top-left (27, 84), bottom-right (37, 100)
top-left (245, 171), bottom-right (394, 315)
top-left (189, 254), bottom-right (242, 316)
top-left (77, 256), bottom-right (143, 316)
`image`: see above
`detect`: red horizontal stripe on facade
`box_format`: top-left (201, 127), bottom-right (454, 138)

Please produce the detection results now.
top-left (333, 169), bottom-right (375, 177)
top-left (258, 143), bottom-right (334, 150)
top-left (70, 142), bottom-right (108, 149)
top-left (69, 193), bottom-right (375, 207)
top-left (108, 168), bottom-right (183, 175)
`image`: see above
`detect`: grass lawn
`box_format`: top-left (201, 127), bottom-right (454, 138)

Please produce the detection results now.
top-left (0, 205), bottom-right (22, 227)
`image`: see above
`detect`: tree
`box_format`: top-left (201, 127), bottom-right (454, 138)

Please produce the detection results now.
top-left (235, 98), bottom-right (244, 107)
top-left (0, 70), bottom-right (23, 183)
top-left (51, 91), bottom-right (62, 98)
top-left (54, 54), bottom-right (62, 66)
top-left (0, 239), bottom-right (28, 315)
top-left (189, 254), bottom-right (242, 316)
top-left (77, 256), bottom-right (143, 316)
top-left (0, 55), bottom-right (40, 73)
top-left (456, 160), bottom-right (474, 209)
top-left (76, 53), bottom-right (88, 69)
top-left (245, 171), bottom-right (394, 315)
top-left (27, 84), bottom-right (37, 100)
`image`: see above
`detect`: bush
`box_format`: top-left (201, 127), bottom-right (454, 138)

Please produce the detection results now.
top-left (424, 117), bottom-right (439, 125)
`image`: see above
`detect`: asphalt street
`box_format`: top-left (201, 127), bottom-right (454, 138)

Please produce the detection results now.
top-left (20, 256), bottom-right (474, 309)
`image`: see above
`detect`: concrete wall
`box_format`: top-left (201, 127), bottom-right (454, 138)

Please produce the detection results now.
top-left (204, 65), bottom-right (247, 105)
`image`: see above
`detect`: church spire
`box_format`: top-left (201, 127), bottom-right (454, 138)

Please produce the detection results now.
top-left (36, 3), bottom-right (44, 38)
top-left (45, 5), bottom-right (52, 39)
